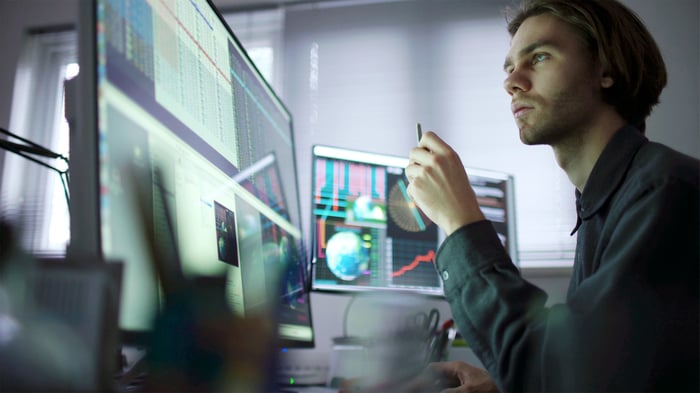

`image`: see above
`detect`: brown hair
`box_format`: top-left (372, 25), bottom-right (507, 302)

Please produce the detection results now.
top-left (505, 0), bottom-right (666, 133)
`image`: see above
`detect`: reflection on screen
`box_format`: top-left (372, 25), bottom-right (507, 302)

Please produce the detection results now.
top-left (94, 0), bottom-right (312, 347)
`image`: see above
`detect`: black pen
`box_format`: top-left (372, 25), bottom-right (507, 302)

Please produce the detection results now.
top-left (429, 319), bottom-right (454, 362)
top-left (416, 122), bottom-right (423, 143)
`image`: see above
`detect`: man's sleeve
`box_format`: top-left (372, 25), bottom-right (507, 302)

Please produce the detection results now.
top-left (436, 179), bottom-right (699, 392)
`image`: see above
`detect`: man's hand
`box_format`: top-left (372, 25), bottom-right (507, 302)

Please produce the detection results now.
top-left (400, 361), bottom-right (500, 393)
top-left (430, 361), bottom-right (500, 393)
top-left (406, 131), bottom-right (484, 236)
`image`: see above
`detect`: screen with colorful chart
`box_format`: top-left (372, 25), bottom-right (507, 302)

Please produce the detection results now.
top-left (310, 145), bottom-right (442, 295)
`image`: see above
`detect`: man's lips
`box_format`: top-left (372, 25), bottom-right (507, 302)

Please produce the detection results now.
top-left (512, 103), bottom-right (533, 119)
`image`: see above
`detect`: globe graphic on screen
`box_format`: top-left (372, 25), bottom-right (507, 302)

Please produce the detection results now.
top-left (325, 231), bottom-right (369, 281)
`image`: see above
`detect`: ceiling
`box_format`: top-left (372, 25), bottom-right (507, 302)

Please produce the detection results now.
top-left (211, 0), bottom-right (321, 12)
top-left (211, 0), bottom-right (392, 12)
top-left (213, 0), bottom-right (290, 6)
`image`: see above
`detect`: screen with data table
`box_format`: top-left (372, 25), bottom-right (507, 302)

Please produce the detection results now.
top-left (74, 0), bottom-right (314, 348)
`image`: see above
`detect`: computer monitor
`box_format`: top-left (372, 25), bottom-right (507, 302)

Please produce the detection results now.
top-left (467, 166), bottom-right (518, 265)
top-left (71, 0), bottom-right (313, 349)
top-left (310, 145), bottom-right (518, 296)
top-left (310, 145), bottom-right (442, 295)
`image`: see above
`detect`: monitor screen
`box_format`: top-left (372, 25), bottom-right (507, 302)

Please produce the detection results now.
top-left (310, 145), bottom-right (518, 296)
top-left (310, 145), bottom-right (442, 295)
top-left (467, 167), bottom-right (518, 265)
top-left (73, 0), bottom-right (313, 348)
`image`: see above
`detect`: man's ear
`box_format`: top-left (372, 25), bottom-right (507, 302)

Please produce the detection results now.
top-left (600, 71), bottom-right (614, 88)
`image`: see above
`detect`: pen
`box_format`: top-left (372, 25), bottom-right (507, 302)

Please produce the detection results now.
top-left (429, 319), bottom-right (454, 362)
top-left (416, 122), bottom-right (423, 144)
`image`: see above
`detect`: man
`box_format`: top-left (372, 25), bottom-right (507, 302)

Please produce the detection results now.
top-left (405, 0), bottom-right (699, 391)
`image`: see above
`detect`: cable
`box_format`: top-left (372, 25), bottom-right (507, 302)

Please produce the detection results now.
top-left (342, 293), bottom-right (359, 339)
top-left (0, 127), bottom-right (70, 211)
top-left (0, 127), bottom-right (68, 162)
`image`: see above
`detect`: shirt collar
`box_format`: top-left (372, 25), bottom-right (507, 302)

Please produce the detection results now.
top-left (571, 125), bottom-right (648, 230)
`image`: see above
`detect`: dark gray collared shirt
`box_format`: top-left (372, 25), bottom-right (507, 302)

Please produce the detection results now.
top-left (436, 125), bottom-right (699, 392)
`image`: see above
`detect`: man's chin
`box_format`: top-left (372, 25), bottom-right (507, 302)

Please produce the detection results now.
top-left (519, 122), bottom-right (555, 145)
top-left (519, 127), bottom-right (538, 145)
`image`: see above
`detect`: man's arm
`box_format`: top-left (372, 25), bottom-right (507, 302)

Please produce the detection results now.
top-left (438, 177), bottom-right (699, 392)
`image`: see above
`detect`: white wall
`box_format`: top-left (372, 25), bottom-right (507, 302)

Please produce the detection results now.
top-left (622, 0), bottom-right (700, 157)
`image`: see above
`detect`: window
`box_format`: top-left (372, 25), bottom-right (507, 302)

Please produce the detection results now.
top-left (1, 30), bottom-right (76, 255)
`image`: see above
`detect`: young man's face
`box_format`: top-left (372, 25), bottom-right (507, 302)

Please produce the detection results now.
top-left (503, 14), bottom-right (607, 146)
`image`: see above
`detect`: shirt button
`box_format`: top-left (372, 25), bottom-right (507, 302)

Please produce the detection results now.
top-left (441, 270), bottom-right (449, 281)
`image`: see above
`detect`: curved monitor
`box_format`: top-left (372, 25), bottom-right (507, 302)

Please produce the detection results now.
top-left (72, 0), bottom-right (313, 348)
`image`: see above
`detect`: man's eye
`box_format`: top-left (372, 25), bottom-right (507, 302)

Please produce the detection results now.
top-left (532, 53), bottom-right (548, 64)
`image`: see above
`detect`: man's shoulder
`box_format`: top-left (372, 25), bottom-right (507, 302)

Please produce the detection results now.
top-left (630, 140), bottom-right (699, 187)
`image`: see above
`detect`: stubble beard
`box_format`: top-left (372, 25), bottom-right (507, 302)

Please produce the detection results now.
top-left (516, 89), bottom-right (587, 147)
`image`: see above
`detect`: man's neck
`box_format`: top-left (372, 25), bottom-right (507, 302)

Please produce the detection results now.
top-left (552, 111), bottom-right (626, 192)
